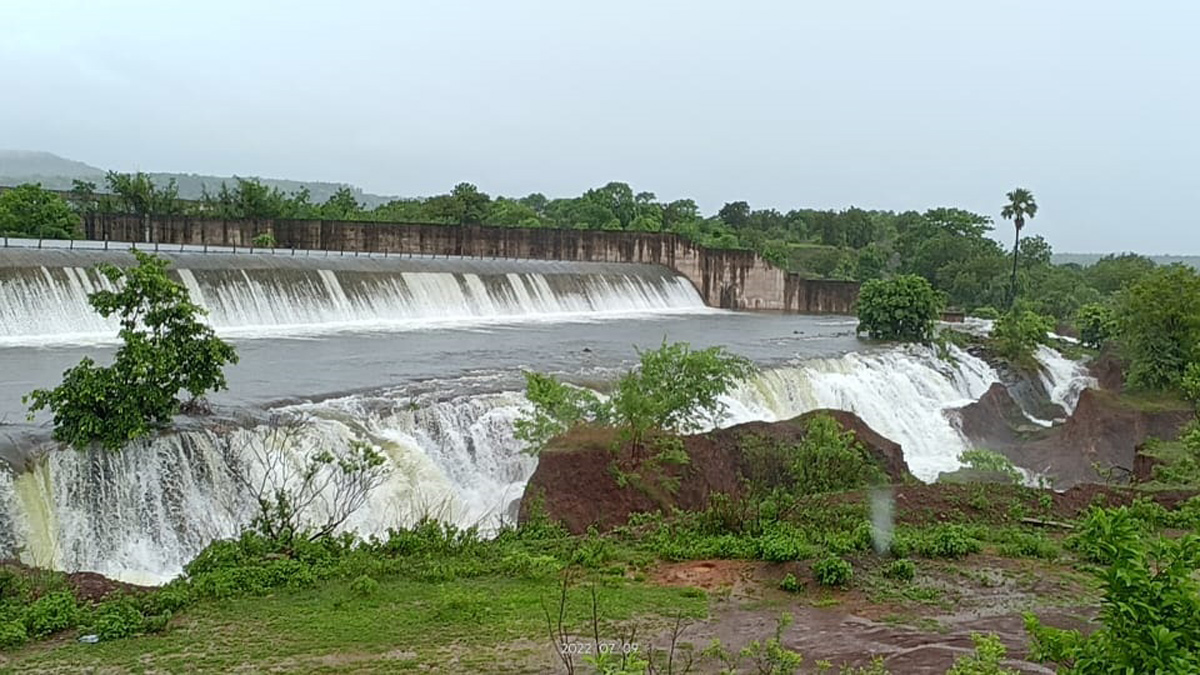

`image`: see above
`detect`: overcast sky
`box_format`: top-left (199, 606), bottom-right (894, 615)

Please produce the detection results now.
top-left (3, 1), bottom-right (1197, 253)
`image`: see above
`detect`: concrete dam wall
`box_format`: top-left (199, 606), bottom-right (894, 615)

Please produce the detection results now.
top-left (80, 214), bottom-right (859, 314)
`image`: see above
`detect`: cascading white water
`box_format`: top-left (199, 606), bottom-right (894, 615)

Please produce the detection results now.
top-left (0, 332), bottom-right (1091, 584)
top-left (722, 344), bottom-right (1000, 482)
top-left (1033, 344), bottom-right (1096, 413)
top-left (0, 263), bottom-right (706, 344)
top-left (4, 391), bottom-right (535, 585)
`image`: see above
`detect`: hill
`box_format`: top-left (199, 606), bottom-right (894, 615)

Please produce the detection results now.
top-left (0, 150), bottom-right (393, 207)
top-left (1054, 252), bottom-right (1200, 269)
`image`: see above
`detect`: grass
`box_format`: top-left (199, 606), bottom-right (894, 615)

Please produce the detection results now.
top-left (1, 575), bottom-right (707, 673)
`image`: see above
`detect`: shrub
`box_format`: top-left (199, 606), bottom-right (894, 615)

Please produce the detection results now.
top-left (0, 620), bottom-right (27, 650)
top-left (349, 575), bottom-right (379, 598)
top-left (812, 556), bottom-right (853, 588)
top-left (93, 598), bottom-right (146, 641)
top-left (883, 558), bottom-right (915, 582)
top-left (515, 341), bottom-right (755, 455)
top-left (947, 632), bottom-right (1019, 675)
top-left (991, 309), bottom-right (1053, 365)
top-left (742, 415), bottom-right (885, 497)
top-left (1027, 523), bottom-right (1200, 673)
top-left (971, 306), bottom-right (1000, 320)
top-left (958, 448), bottom-right (1021, 483)
top-left (916, 525), bottom-right (983, 559)
top-left (251, 232), bottom-right (277, 248)
top-left (23, 591), bottom-right (77, 638)
top-left (757, 527), bottom-right (818, 563)
top-left (996, 532), bottom-right (1058, 560)
top-left (856, 274), bottom-right (944, 342)
top-left (1183, 363), bottom-right (1200, 405)
top-left (1066, 506), bottom-right (1144, 565)
top-left (1076, 303), bottom-right (1116, 349)
top-left (779, 573), bottom-right (801, 593)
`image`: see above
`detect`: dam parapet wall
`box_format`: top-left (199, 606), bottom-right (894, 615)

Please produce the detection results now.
top-left (76, 215), bottom-right (858, 314)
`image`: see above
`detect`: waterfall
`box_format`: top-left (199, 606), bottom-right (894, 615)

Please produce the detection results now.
top-left (0, 258), bottom-right (706, 344)
top-left (724, 344), bottom-right (999, 482)
top-left (1033, 344), bottom-right (1096, 413)
top-left (0, 343), bottom-right (1090, 584)
top-left (0, 391), bottom-right (535, 585)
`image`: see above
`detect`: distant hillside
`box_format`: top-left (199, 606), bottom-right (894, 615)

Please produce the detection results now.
top-left (1054, 253), bottom-right (1200, 269)
top-left (0, 150), bottom-right (106, 182)
top-left (0, 150), bottom-right (394, 207)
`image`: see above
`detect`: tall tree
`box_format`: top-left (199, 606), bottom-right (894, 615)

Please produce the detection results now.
top-left (0, 183), bottom-right (81, 239)
top-left (1000, 187), bottom-right (1038, 306)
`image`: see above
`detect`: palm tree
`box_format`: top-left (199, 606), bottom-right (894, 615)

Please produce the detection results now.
top-left (1001, 188), bottom-right (1037, 307)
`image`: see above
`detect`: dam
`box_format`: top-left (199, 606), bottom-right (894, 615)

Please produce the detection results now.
top-left (0, 242), bottom-right (1093, 584)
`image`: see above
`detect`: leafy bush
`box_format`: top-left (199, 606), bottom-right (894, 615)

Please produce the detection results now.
top-left (856, 274), bottom-right (944, 342)
top-left (1027, 518), bottom-right (1200, 673)
top-left (93, 598), bottom-right (146, 641)
top-left (1075, 303), bottom-right (1116, 349)
top-left (958, 448), bottom-right (1021, 483)
top-left (516, 340), bottom-right (755, 455)
top-left (251, 232), bottom-right (277, 248)
top-left (883, 558), bottom-right (915, 582)
top-left (24, 251), bottom-right (239, 450)
top-left (915, 524), bottom-right (983, 559)
top-left (779, 573), bottom-right (801, 593)
top-left (812, 556), bottom-right (853, 588)
top-left (1066, 506), bottom-right (1144, 565)
top-left (23, 591), bottom-right (77, 638)
top-left (756, 526), bottom-right (818, 563)
top-left (349, 575), bottom-right (379, 598)
top-left (947, 632), bottom-right (1019, 675)
top-left (1183, 363), bottom-right (1200, 405)
top-left (742, 414), bottom-right (885, 497)
top-left (995, 532), bottom-right (1058, 560)
top-left (991, 309), bottom-right (1052, 365)
top-left (0, 620), bottom-right (27, 650)
top-left (971, 306), bottom-right (1000, 320)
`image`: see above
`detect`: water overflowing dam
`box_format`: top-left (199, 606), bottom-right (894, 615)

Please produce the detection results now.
top-left (0, 247), bottom-right (1095, 584)
top-left (0, 248), bottom-right (707, 344)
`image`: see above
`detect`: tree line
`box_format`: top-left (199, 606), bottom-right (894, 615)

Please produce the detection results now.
top-left (0, 173), bottom-right (1181, 323)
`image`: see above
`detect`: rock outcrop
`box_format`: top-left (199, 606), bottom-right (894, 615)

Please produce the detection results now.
top-left (519, 411), bottom-right (911, 534)
top-left (957, 387), bottom-right (1193, 487)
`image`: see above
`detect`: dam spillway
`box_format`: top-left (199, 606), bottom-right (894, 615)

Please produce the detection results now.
top-left (0, 247), bottom-right (709, 344)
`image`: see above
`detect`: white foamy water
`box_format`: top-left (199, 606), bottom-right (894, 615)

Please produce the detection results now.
top-left (1034, 344), bottom-right (1097, 413)
top-left (0, 263), bottom-right (707, 345)
top-left (724, 344), bottom-right (999, 482)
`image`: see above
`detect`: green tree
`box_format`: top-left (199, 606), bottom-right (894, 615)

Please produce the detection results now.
top-left (104, 171), bottom-right (182, 216)
top-left (0, 183), bottom-right (80, 239)
top-left (25, 251), bottom-right (239, 450)
top-left (1113, 264), bottom-right (1200, 390)
top-left (318, 187), bottom-right (363, 220)
top-left (991, 309), bottom-right (1053, 366)
top-left (1000, 188), bottom-right (1038, 307)
top-left (68, 179), bottom-right (100, 215)
top-left (718, 201), bottom-right (751, 229)
top-left (515, 341), bottom-right (755, 455)
top-left (1076, 302), bottom-right (1116, 349)
top-left (1085, 253), bottom-right (1157, 294)
top-left (856, 274), bottom-right (944, 342)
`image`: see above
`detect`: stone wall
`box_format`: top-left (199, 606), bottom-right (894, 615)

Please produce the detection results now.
top-left (84, 214), bottom-right (858, 314)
